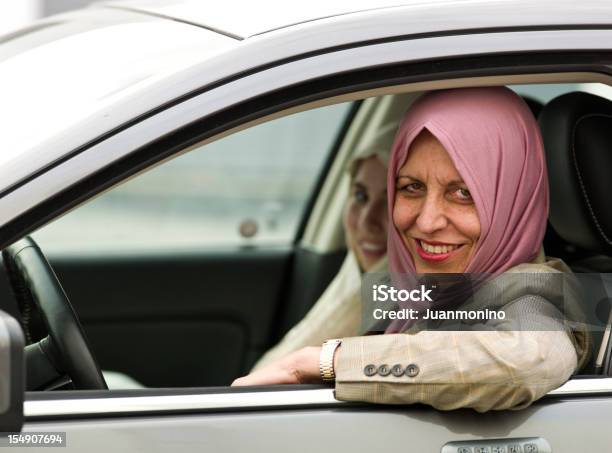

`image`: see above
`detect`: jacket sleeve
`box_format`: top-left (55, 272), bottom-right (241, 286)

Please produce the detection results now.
top-left (334, 296), bottom-right (580, 412)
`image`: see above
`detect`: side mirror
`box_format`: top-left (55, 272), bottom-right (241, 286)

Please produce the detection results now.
top-left (0, 310), bottom-right (24, 432)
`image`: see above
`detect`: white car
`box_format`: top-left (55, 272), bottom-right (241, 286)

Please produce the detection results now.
top-left (0, 0), bottom-right (611, 451)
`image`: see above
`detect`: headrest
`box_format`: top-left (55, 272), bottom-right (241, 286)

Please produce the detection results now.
top-left (522, 95), bottom-right (543, 118)
top-left (540, 91), bottom-right (612, 253)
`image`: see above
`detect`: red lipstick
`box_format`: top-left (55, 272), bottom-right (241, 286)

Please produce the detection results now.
top-left (414, 239), bottom-right (462, 263)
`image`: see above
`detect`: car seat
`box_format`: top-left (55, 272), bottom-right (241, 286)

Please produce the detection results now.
top-left (539, 91), bottom-right (612, 374)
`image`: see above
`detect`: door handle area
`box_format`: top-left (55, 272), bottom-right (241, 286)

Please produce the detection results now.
top-left (442, 437), bottom-right (551, 453)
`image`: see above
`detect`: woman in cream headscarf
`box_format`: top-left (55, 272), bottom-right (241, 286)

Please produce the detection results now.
top-left (252, 124), bottom-right (396, 370)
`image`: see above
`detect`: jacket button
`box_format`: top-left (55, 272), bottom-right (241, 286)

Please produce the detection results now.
top-left (391, 364), bottom-right (404, 377)
top-left (377, 364), bottom-right (391, 376)
top-left (364, 364), bottom-right (377, 376)
top-left (405, 364), bottom-right (419, 377)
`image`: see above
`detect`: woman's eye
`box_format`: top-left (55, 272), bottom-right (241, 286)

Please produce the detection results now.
top-left (401, 182), bottom-right (424, 194)
top-left (353, 189), bottom-right (368, 203)
top-left (453, 187), bottom-right (473, 201)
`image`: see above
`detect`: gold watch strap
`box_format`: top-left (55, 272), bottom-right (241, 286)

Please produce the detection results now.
top-left (319, 339), bottom-right (342, 382)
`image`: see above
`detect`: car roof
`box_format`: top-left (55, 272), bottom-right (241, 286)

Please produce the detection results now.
top-left (98, 0), bottom-right (497, 39)
top-left (96, 0), bottom-right (612, 43)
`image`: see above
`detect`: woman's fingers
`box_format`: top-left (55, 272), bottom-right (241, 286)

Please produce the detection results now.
top-left (231, 367), bottom-right (299, 386)
top-left (231, 346), bottom-right (323, 386)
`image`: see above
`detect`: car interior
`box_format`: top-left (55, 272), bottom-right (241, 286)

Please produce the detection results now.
top-left (1, 75), bottom-right (612, 391)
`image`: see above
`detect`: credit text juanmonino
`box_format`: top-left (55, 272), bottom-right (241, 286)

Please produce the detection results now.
top-left (371, 284), bottom-right (506, 321)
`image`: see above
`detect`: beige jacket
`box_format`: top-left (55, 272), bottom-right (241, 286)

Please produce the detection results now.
top-left (334, 256), bottom-right (591, 412)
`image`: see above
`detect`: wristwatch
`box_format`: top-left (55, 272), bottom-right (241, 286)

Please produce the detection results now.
top-left (319, 339), bottom-right (342, 382)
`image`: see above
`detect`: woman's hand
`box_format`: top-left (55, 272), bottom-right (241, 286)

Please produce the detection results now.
top-left (232, 346), bottom-right (322, 386)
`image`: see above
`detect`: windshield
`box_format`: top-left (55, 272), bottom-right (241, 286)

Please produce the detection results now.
top-left (0, 6), bottom-right (235, 194)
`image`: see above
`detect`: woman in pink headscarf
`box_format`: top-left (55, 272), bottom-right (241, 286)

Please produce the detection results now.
top-left (233, 87), bottom-right (590, 412)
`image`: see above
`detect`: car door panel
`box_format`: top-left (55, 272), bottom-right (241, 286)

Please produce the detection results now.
top-left (49, 249), bottom-right (292, 387)
top-left (0, 250), bottom-right (295, 387)
top-left (20, 390), bottom-right (612, 452)
top-left (0, 247), bottom-right (346, 387)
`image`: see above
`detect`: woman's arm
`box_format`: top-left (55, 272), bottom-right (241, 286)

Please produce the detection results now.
top-left (334, 328), bottom-right (577, 411)
top-left (234, 296), bottom-right (587, 412)
top-left (232, 328), bottom-right (578, 412)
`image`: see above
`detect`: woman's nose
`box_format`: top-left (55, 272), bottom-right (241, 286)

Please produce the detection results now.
top-left (361, 201), bottom-right (387, 235)
top-left (415, 195), bottom-right (447, 233)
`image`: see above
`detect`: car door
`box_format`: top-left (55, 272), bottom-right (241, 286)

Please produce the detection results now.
top-left (4, 4), bottom-right (612, 452)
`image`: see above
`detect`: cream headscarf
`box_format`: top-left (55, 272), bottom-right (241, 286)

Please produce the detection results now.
top-left (252, 124), bottom-right (396, 370)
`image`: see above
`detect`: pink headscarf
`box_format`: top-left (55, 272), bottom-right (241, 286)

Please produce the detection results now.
top-left (385, 87), bottom-right (548, 332)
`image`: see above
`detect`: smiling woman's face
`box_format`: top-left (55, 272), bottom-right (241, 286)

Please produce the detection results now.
top-left (344, 156), bottom-right (388, 271)
top-left (393, 130), bottom-right (480, 273)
